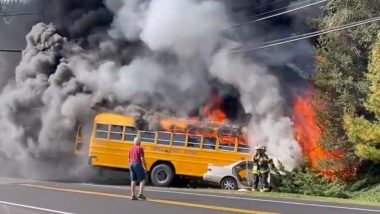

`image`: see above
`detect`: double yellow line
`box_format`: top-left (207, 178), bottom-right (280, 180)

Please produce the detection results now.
top-left (20, 184), bottom-right (278, 214)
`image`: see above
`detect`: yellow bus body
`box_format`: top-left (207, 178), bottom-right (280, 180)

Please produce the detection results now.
top-left (88, 113), bottom-right (252, 178)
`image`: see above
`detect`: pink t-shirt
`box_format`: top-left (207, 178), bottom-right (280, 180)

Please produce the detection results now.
top-left (129, 145), bottom-right (144, 163)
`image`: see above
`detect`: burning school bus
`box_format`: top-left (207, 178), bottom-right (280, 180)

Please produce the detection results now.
top-left (74, 89), bottom-right (354, 186)
top-left (75, 112), bottom-right (252, 187)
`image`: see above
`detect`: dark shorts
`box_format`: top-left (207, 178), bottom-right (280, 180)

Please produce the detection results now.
top-left (130, 163), bottom-right (145, 182)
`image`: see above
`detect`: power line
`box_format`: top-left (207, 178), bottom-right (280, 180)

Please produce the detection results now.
top-left (231, 16), bottom-right (380, 53)
top-left (258, 22), bottom-right (348, 46)
top-left (230, 0), bottom-right (327, 29)
top-left (250, 0), bottom-right (320, 19)
top-left (0, 13), bottom-right (37, 17)
top-left (249, 0), bottom-right (327, 23)
top-left (0, 49), bottom-right (22, 53)
top-left (249, 0), bottom-right (292, 11)
top-left (232, 16), bottom-right (380, 53)
top-left (234, 0), bottom-right (292, 13)
top-left (258, 16), bottom-right (373, 46)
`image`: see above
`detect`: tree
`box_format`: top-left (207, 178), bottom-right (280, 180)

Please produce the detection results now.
top-left (344, 34), bottom-right (380, 162)
top-left (312, 0), bottom-right (380, 165)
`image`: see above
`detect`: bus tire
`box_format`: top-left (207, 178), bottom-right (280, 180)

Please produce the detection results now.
top-left (220, 177), bottom-right (238, 190)
top-left (150, 164), bottom-right (174, 187)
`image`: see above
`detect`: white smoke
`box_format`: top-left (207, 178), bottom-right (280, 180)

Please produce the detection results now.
top-left (107, 0), bottom-right (147, 41)
top-left (0, 0), bottom-right (310, 177)
top-left (140, 0), bottom-right (228, 59)
top-left (109, 0), bottom-right (303, 169)
top-left (210, 50), bottom-right (302, 169)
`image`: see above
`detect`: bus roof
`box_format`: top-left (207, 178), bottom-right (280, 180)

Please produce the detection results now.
top-left (94, 113), bottom-right (135, 126)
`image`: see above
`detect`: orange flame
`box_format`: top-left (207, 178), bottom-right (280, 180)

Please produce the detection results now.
top-left (158, 87), bottom-right (357, 179)
top-left (158, 89), bottom-right (245, 146)
top-left (203, 89), bottom-right (227, 124)
top-left (159, 118), bottom-right (242, 146)
top-left (293, 91), bottom-right (325, 168)
top-left (292, 90), bottom-right (355, 180)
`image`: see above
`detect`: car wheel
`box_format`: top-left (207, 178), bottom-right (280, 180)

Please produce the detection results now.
top-left (220, 177), bottom-right (238, 190)
top-left (150, 164), bottom-right (174, 187)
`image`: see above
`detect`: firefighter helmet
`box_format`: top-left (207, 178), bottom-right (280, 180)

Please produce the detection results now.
top-left (256, 144), bottom-right (266, 151)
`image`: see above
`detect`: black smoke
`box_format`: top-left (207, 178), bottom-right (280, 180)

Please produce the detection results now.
top-left (0, 0), bottom-right (319, 178)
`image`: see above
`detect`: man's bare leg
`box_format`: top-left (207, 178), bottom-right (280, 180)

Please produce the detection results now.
top-left (131, 181), bottom-right (136, 196)
top-left (137, 180), bottom-right (146, 200)
top-left (138, 180), bottom-right (145, 195)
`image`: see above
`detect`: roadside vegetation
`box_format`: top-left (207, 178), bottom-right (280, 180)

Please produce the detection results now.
top-left (277, 164), bottom-right (380, 203)
top-left (277, 0), bottom-right (380, 203)
top-left (313, 0), bottom-right (380, 164)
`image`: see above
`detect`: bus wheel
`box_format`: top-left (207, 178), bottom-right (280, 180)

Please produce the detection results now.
top-left (150, 164), bottom-right (174, 187)
top-left (220, 177), bottom-right (238, 190)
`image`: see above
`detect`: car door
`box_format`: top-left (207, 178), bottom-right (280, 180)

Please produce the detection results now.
top-left (233, 161), bottom-right (253, 187)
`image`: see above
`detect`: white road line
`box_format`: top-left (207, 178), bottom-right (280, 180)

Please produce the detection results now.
top-left (0, 200), bottom-right (75, 214)
top-left (81, 183), bottom-right (380, 213)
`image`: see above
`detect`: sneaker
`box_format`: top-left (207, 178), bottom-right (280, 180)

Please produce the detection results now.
top-left (137, 194), bottom-right (146, 200)
top-left (131, 195), bottom-right (138, 200)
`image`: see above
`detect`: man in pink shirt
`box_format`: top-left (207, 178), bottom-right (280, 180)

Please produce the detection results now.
top-left (129, 137), bottom-right (147, 200)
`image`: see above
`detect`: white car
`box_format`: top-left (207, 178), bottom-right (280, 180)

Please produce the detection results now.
top-left (203, 160), bottom-right (280, 190)
top-left (203, 160), bottom-right (254, 190)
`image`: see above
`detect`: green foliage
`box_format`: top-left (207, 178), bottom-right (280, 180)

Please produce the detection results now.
top-left (276, 163), bottom-right (380, 201)
top-left (367, 35), bottom-right (380, 118)
top-left (277, 0), bottom-right (380, 200)
top-left (352, 186), bottom-right (380, 203)
top-left (313, 0), bottom-right (380, 165)
top-left (349, 174), bottom-right (380, 202)
top-left (348, 177), bottom-right (380, 192)
top-left (277, 165), bottom-right (349, 198)
top-left (344, 34), bottom-right (380, 162)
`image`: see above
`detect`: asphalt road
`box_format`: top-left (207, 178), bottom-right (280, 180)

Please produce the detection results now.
top-left (0, 178), bottom-right (378, 214)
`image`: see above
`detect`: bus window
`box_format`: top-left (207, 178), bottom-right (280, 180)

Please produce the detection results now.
top-left (172, 134), bottom-right (186, 147)
top-left (140, 131), bottom-right (156, 143)
top-left (124, 126), bottom-right (137, 142)
top-left (218, 136), bottom-right (236, 151)
top-left (203, 137), bottom-right (216, 150)
top-left (95, 124), bottom-right (109, 139)
top-left (218, 142), bottom-right (235, 151)
top-left (238, 144), bottom-right (250, 153)
top-left (110, 125), bottom-right (123, 141)
top-left (157, 132), bottom-right (171, 145)
top-left (187, 135), bottom-right (201, 148)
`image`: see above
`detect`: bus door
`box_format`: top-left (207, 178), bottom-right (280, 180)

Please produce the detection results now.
top-left (74, 126), bottom-right (84, 155)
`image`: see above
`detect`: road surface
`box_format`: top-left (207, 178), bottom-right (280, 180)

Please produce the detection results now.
top-left (0, 178), bottom-right (378, 214)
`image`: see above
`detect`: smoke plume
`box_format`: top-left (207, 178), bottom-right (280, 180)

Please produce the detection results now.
top-left (0, 0), bottom-right (317, 178)
top-left (210, 50), bottom-right (302, 167)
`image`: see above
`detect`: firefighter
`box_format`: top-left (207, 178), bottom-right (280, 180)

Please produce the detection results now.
top-left (251, 145), bottom-right (276, 192)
